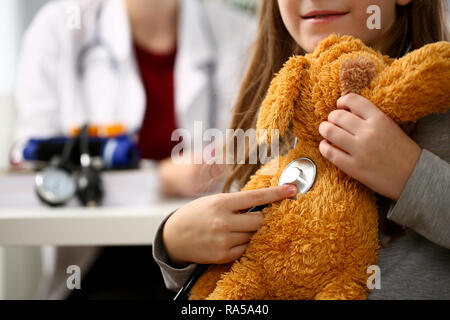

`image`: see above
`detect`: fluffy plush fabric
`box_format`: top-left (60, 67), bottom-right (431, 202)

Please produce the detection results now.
top-left (190, 35), bottom-right (450, 300)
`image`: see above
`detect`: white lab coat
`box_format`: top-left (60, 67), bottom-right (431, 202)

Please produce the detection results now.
top-left (14, 0), bottom-right (256, 299)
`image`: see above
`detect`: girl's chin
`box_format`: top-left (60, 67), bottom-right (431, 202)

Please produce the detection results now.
top-left (299, 34), bottom-right (334, 53)
top-left (300, 31), bottom-right (368, 53)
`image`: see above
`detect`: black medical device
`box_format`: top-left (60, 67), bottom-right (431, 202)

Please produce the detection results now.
top-left (35, 125), bottom-right (104, 207)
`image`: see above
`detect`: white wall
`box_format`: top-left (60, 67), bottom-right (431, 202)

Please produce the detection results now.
top-left (0, 0), bottom-right (21, 170)
top-left (0, 0), bottom-right (52, 170)
top-left (0, 0), bottom-right (51, 300)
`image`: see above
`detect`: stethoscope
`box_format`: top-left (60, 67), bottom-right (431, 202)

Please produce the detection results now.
top-left (173, 157), bottom-right (317, 300)
top-left (76, 0), bottom-right (118, 78)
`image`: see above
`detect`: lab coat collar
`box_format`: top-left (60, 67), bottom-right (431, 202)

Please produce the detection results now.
top-left (99, 0), bottom-right (216, 66)
top-left (175, 0), bottom-right (217, 122)
top-left (178, 0), bottom-right (216, 68)
top-left (99, 0), bottom-right (132, 62)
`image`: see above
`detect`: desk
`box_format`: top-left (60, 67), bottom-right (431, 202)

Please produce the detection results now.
top-left (0, 200), bottom-right (188, 246)
top-left (0, 171), bottom-right (191, 298)
top-left (0, 171), bottom-right (190, 246)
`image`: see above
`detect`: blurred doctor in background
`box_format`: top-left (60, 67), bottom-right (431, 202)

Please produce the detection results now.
top-left (14, 0), bottom-right (255, 299)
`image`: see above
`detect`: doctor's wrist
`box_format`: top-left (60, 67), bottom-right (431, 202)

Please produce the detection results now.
top-left (158, 158), bottom-right (179, 197)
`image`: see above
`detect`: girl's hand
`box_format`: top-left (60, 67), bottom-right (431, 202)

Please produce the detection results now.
top-left (162, 185), bottom-right (298, 267)
top-left (318, 93), bottom-right (421, 201)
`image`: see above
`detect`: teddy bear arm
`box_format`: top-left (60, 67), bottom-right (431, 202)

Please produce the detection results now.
top-left (364, 42), bottom-right (450, 123)
top-left (314, 274), bottom-right (369, 300)
top-left (189, 264), bottom-right (232, 300)
top-left (206, 258), bottom-right (266, 300)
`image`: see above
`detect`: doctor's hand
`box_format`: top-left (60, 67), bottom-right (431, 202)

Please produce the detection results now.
top-left (162, 185), bottom-right (297, 267)
top-left (318, 93), bottom-right (421, 202)
top-left (158, 150), bottom-right (227, 198)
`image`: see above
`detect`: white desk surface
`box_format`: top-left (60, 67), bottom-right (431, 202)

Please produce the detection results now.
top-left (0, 200), bottom-right (188, 246)
top-left (0, 171), bottom-right (191, 246)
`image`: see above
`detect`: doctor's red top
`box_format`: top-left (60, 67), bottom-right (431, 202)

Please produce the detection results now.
top-left (133, 42), bottom-right (179, 161)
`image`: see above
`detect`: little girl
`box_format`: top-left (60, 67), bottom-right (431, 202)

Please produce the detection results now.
top-left (153, 0), bottom-right (450, 299)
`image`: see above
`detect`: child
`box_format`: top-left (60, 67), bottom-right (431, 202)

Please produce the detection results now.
top-left (153, 0), bottom-right (450, 299)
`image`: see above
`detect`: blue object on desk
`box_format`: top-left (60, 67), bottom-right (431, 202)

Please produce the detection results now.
top-left (101, 135), bottom-right (140, 169)
top-left (23, 135), bottom-right (140, 169)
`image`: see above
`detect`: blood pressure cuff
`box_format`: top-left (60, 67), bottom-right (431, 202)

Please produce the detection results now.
top-left (23, 135), bottom-right (140, 169)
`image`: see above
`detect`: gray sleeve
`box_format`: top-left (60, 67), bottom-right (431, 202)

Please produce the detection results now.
top-left (387, 149), bottom-right (450, 249)
top-left (152, 211), bottom-right (197, 291)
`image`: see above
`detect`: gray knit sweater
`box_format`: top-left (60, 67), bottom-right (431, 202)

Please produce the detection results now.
top-left (153, 111), bottom-right (450, 299)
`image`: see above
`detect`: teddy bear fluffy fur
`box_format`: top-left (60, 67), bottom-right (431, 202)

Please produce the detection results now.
top-left (189, 35), bottom-right (450, 300)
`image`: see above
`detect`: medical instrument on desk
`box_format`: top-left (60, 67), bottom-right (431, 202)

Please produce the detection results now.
top-left (35, 137), bottom-right (77, 207)
top-left (35, 125), bottom-right (104, 207)
top-left (75, 125), bottom-right (104, 207)
top-left (23, 135), bottom-right (140, 170)
top-left (173, 157), bottom-right (317, 300)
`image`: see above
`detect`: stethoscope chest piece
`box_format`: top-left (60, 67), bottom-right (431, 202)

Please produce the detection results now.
top-left (278, 157), bottom-right (317, 199)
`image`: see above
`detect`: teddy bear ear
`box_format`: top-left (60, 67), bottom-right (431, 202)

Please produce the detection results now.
top-left (364, 41), bottom-right (450, 123)
top-left (256, 56), bottom-right (310, 145)
top-left (339, 55), bottom-right (378, 96)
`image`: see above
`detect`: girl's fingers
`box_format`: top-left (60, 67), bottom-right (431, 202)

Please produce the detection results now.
top-left (225, 185), bottom-right (297, 212)
top-left (226, 244), bottom-right (248, 262)
top-left (228, 232), bottom-right (254, 247)
top-left (337, 93), bottom-right (379, 120)
top-left (319, 121), bottom-right (356, 155)
top-left (319, 139), bottom-right (355, 172)
top-left (229, 211), bottom-right (264, 232)
top-left (327, 109), bottom-right (365, 135)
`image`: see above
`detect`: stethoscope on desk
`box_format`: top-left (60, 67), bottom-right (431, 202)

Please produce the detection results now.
top-left (35, 124), bottom-right (104, 207)
top-left (173, 157), bottom-right (317, 300)
top-left (34, 0), bottom-right (114, 208)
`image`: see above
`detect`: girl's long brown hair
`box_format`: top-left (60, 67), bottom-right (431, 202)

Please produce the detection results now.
top-left (221, 0), bottom-right (303, 193)
top-left (220, 0), bottom-right (449, 236)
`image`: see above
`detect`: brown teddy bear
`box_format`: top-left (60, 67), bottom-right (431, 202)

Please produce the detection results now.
top-left (190, 35), bottom-right (450, 300)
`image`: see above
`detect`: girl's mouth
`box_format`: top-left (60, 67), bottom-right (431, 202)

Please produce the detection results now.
top-left (301, 10), bottom-right (349, 24)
